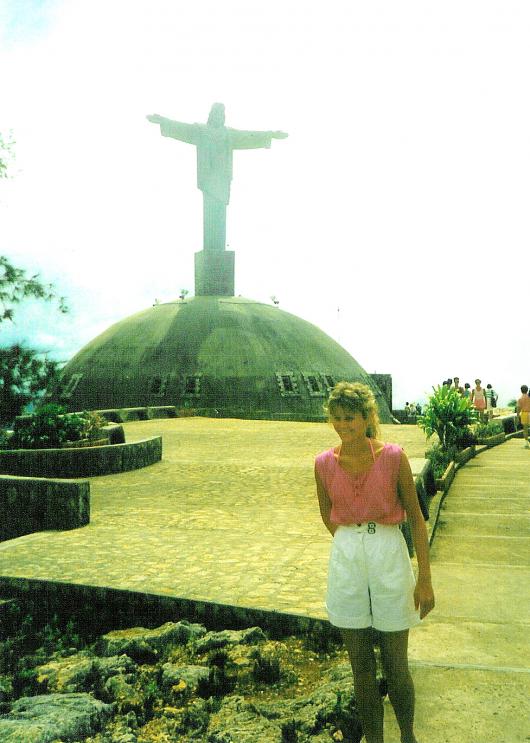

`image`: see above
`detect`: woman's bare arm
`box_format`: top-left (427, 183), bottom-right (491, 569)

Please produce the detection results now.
top-left (397, 450), bottom-right (435, 619)
top-left (314, 465), bottom-right (336, 536)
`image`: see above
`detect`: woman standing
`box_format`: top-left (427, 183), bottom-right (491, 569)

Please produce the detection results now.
top-left (315, 382), bottom-right (434, 743)
top-left (470, 379), bottom-right (487, 422)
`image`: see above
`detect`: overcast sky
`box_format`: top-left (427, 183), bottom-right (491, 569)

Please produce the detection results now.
top-left (1, 0), bottom-right (528, 408)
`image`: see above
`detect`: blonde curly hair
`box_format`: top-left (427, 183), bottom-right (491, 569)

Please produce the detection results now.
top-left (325, 381), bottom-right (381, 439)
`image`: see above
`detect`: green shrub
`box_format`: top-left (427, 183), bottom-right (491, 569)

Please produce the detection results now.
top-left (417, 386), bottom-right (478, 451)
top-left (197, 665), bottom-right (236, 698)
top-left (302, 623), bottom-right (341, 655)
top-left (425, 443), bottom-right (453, 479)
top-left (6, 404), bottom-right (105, 449)
top-left (454, 426), bottom-right (477, 449)
top-left (251, 649), bottom-right (282, 684)
top-left (281, 720), bottom-right (299, 742)
top-left (0, 429), bottom-right (11, 448)
top-left (474, 420), bottom-right (504, 440)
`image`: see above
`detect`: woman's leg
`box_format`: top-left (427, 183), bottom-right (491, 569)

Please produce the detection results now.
top-left (378, 630), bottom-right (418, 743)
top-left (341, 628), bottom-right (383, 743)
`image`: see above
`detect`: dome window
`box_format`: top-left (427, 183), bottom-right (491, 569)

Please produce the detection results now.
top-left (322, 375), bottom-right (336, 391)
top-left (303, 373), bottom-right (325, 396)
top-left (276, 372), bottom-right (299, 396)
top-left (184, 375), bottom-right (201, 396)
top-left (62, 373), bottom-right (83, 397)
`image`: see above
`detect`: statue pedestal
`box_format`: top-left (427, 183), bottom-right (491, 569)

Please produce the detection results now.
top-left (195, 250), bottom-right (235, 296)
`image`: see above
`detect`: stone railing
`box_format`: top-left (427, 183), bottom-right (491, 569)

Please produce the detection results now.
top-left (0, 437), bottom-right (162, 479)
top-left (0, 476), bottom-right (89, 542)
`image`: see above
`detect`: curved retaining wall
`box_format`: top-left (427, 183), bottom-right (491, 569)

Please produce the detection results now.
top-left (0, 577), bottom-right (339, 642)
top-left (0, 437), bottom-right (162, 479)
top-left (0, 476), bottom-right (90, 541)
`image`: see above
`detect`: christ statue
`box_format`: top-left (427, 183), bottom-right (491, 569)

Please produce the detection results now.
top-left (147, 103), bottom-right (288, 252)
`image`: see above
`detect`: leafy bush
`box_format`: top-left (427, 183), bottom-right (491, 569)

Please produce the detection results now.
top-left (0, 429), bottom-right (11, 448)
top-left (251, 649), bottom-right (282, 684)
top-left (5, 404), bottom-right (105, 449)
top-left (281, 720), bottom-right (299, 742)
top-left (417, 385), bottom-right (478, 451)
top-left (302, 622), bottom-right (341, 655)
top-left (474, 420), bottom-right (504, 440)
top-left (425, 443), bottom-right (454, 479)
top-left (197, 665), bottom-right (236, 698)
top-left (454, 426), bottom-right (477, 449)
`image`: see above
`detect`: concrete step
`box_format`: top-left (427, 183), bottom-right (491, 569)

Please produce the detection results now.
top-left (435, 512), bottom-right (530, 537)
top-left (442, 495), bottom-right (528, 512)
top-left (432, 534), bottom-right (530, 566)
top-left (383, 664), bottom-right (530, 743)
top-left (409, 617), bottom-right (529, 669)
top-left (428, 562), bottom-right (530, 624)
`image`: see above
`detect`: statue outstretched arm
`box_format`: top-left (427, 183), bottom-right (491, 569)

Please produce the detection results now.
top-left (229, 128), bottom-right (288, 150)
top-left (146, 114), bottom-right (198, 145)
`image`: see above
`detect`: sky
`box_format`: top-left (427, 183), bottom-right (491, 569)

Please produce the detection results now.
top-left (1, 0), bottom-right (528, 408)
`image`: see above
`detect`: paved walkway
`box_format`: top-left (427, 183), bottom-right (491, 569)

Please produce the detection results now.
top-left (0, 420), bottom-right (529, 741)
top-left (406, 437), bottom-right (530, 742)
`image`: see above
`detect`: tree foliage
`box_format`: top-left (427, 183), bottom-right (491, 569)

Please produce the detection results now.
top-left (0, 345), bottom-right (61, 425)
top-left (0, 135), bottom-right (68, 425)
top-left (0, 130), bottom-right (15, 180)
top-left (0, 255), bottom-right (68, 324)
top-left (417, 385), bottom-right (478, 450)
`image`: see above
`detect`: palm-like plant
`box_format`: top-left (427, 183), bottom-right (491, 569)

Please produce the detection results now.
top-left (417, 385), bottom-right (478, 451)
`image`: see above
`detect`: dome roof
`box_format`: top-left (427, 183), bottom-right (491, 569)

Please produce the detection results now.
top-left (56, 296), bottom-right (392, 422)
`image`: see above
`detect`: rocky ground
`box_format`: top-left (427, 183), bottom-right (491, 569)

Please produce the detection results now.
top-left (0, 614), bottom-right (374, 743)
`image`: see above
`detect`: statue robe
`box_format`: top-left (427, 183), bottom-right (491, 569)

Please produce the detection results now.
top-left (158, 118), bottom-right (277, 206)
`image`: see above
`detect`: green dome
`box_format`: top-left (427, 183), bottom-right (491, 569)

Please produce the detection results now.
top-left (56, 296), bottom-right (392, 422)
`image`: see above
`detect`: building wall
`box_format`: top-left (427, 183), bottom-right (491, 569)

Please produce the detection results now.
top-left (370, 373), bottom-right (393, 412)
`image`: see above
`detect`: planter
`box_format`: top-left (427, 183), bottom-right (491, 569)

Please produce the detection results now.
top-left (61, 438), bottom-right (109, 449)
top-left (435, 461), bottom-right (455, 492)
top-left (455, 445), bottom-right (476, 466)
top-left (476, 433), bottom-right (505, 448)
top-left (0, 436), bottom-right (162, 478)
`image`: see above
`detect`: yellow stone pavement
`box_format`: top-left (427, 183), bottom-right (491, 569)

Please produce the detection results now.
top-left (0, 419), bottom-right (529, 742)
top-left (0, 418), bottom-right (428, 615)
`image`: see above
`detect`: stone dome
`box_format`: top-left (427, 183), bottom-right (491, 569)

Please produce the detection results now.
top-left (57, 295), bottom-right (392, 422)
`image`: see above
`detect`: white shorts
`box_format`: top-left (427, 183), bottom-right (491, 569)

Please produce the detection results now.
top-left (326, 522), bottom-right (421, 632)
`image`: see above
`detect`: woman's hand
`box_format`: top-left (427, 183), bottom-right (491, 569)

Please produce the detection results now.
top-left (414, 578), bottom-right (435, 619)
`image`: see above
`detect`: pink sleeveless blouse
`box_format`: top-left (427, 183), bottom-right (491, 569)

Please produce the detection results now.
top-left (315, 442), bottom-right (406, 525)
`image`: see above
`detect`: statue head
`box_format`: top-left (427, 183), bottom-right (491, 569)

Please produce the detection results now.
top-left (207, 102), bottom-right (225, 128)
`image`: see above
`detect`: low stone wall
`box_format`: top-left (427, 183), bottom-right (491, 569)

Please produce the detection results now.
top-left (392, 409), bottom-right (418, 424)
top-left (0, 437), bottom-right (162, 479)
top-left (493, 413), bottom-right (518, 434)
top-left (0, 577), bottom-right (339, 642)
top-left (95, 407), bottom-right (177, 422)
top-left (0, 476), bottom-right (90, 542)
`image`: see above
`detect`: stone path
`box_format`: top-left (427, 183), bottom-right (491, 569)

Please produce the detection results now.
top-left (396, 437), bottom-right (530, 743)
top-left (0, 420), bottom-right (529, 741)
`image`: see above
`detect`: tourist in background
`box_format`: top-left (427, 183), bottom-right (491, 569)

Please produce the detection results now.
top-left (516, 385), bottom-right (530, 448)
top-left (470, 379), bottom-right (487, 422)
top-left (452, 377), bottom-right (463, 395)
top-left (315, 381), bottom-right (434, 743)
top-left (485, 384), bottom-right (498, 418)
top-left (462, 383), bottom-right (471, 400)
